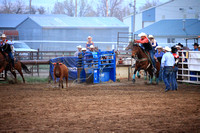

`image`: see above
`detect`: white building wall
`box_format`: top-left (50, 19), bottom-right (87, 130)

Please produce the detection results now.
top-left (123, 16), bottom-right (132, 32)
top-left (153, 36), bottom-right (193, 49)
top-left (135, 13), bottom-right (143, 32)
top-left (156, 0), bottom-right (200, 21)
top-left (123, 0), bottom-right (200, 33)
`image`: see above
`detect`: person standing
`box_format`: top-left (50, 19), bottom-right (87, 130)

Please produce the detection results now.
top-left (193, 43), bottom-right (199, 51)
top-left (161, 46), bottom-right (175, 92)
top-left (86, 36), bottom-right (94, 50)
top-left (154, 46), bottom-right (164, 81)
top-left (134, 32), bottom-right (157, 72)
top-left (149, 35), bottom-right (158, 54)
top-left (74, 45), bottom-right (82, 57)
top-left (171, 46), bottom-right (179, 91)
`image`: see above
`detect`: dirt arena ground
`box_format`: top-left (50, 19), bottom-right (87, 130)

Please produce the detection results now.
top-left (0, 79), bottom-right (199, 132)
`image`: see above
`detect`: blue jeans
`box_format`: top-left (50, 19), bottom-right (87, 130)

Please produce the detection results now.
top-left (149, 49), bottom-right (155, 68)
top-left (172, 66), bottom-right (178, 90)
top-left (159, 67), bottom-right (163, 81)
top-left (8, 52), bottom-right (14, 66)
top-left (163, 66), bottom-right (173, 91)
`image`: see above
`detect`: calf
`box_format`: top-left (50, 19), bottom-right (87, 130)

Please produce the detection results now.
top-left (53, 62), bottom-right (69, 88)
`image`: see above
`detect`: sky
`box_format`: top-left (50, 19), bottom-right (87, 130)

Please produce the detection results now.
top-left (7, 0), bottom-right (170, 13)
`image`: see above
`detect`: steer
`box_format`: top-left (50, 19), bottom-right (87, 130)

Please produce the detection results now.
top-left (53, 62), bottom-right (69, 88)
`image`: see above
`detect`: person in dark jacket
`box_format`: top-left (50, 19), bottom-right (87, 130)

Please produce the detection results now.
top-left (171, 46), bottom-right (179, 91)
top-left (0, 34), bottom-right (15, 71)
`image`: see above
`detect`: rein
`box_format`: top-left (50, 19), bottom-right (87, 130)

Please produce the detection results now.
top-left (135, 58), bottom-right (148, 62)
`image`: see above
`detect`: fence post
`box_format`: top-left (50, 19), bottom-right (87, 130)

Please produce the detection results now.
top-left (37, 49), bottom-right (39, 77)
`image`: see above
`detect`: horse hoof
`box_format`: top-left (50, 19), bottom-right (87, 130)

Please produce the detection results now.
top-left (132, 79), bottom-right (135, 83)
top-left (138, 75), bottom-right (141, 78)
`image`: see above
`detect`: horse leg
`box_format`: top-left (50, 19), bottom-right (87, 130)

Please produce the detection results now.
top-left (144, 71), bottom-right (147, 80)
top-left (17, 68), bottom-right (25, 83)
top-left (148, 70), bottom-right (153, 84)
top-left (10, 69), bottom-right (17, 83)
top-left (0, 67), bottom-right (4, 73)
top-left (137, 69), bottom-right (141, 78)
top-left (132, 69), bottom-right (137, 83)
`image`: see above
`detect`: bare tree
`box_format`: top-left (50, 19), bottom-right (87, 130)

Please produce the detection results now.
top-left (52, 2), bottom-right (65, 14)
top-left (63, 0), bottom-right (75, 16)
top-left (0, 0), bottom-right (14, 13)
top-left (37, 6), bottom-right (45, 14)
top-left (14, 0), bottom-right (26, 14)
top-left (96, 0), bottom-right (129, 20)
top-left (79, 0), bottom-right (92, 17)
top-left (139, 0), bottom-right (160, 11)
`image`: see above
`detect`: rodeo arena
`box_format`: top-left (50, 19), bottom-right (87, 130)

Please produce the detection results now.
top-left (0, 0), bottom-right (200, 132)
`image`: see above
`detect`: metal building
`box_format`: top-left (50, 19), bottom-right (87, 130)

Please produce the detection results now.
top-left (0, 14), bottom-right (128, 51)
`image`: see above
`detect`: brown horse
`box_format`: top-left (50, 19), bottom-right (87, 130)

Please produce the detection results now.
top-left (0, 52), bottom-right (31, 83)
top-left (126, 42), bottom-right (160, 84)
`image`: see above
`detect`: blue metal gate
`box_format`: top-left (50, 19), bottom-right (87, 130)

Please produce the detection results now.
top-left (77, 50), bottom-right (116, 84)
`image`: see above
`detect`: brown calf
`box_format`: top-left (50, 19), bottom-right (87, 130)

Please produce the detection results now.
top-left (53, 62), bottom-right (69, 88)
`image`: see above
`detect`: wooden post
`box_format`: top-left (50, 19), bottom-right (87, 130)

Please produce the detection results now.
top-left (37, 49), bottom-right (39, 77)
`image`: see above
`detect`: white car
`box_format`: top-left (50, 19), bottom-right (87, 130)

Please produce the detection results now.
top-left (10, 41), bottom-right (37, 60)
top-left (11, 41), bottom-right (37, 52)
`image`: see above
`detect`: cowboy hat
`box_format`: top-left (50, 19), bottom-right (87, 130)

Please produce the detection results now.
top-left (138, 32), bottom-right (147, 37)
top-left (155, 46), bottom-right (163, 50)
top-left (164, 46), bottom-right (171, 52)
top-left (148, 35), bottom-right (154, 38)
top-left (0, 34), bottom-right (6, 38)
top-left (193, 43), bottom-right (199, 46)
top-left (76, 45), bottom-right (82, 48)
top-left (90, 45), bottom-right (94, 48)
top-left (87, 36), bottom-right (92, 39)
top-left (175, 45), bottom-right (181, 49)
top-left (82, 48), bottom-right (87, 51)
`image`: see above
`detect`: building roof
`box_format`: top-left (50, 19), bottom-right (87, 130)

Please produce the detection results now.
top-left (0, 14), bottom-right (128, 29)
top-left (135, 19), bottom-right (200, 37)
top-left (0, 14), bottom-right (29, 28)
top-left (29, 16), bottom-right (128, 28)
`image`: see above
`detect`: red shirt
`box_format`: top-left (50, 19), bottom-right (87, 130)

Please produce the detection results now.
top-left (135, 37), bottom-right (149, 44)
top-left (172, 53), bottom-right (179, 58)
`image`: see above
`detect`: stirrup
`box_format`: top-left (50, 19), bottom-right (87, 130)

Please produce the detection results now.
top-left (153, 68), bottom-right (157, 73)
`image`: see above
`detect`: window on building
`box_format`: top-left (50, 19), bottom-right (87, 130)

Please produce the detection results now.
top-left (167, 38), bottom-right (175, 43)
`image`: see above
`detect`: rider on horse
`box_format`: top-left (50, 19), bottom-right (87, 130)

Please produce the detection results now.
top-left (134, 32), bottom-right (157, 73)
top-left (0, 34), bottom-right (15, 71)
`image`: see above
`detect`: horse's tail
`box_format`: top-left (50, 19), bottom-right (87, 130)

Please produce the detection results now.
top-left (20, 62), bottom-right (31, 74)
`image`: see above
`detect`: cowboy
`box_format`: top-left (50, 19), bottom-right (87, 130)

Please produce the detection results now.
top-left (0, 34), bottom-right (8, 58)
top-left (134, 32), bottom-right (157, 72)
top-left (154, 46), bottom-right (164, 64)
top-left (161, 46), bottom-right (175, 92)
top-left (74, 45), bottom-right (82, 57)
top-left (86, 36), bottom-right (94, 50)
top-left (154, 46), bottom-right (164, 81)
top-left (171, 46), bottom-right (179, 91)
top-left (0, 34), bottom-right (15, 71)
top-left (89, 45), bottom-right (95, 52)
top-left (193, 43), bottom-right (199, 51)
top-left (149, 35), bottom-right (158, 54)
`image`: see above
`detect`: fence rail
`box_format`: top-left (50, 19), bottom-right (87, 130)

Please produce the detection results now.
top-left (177, 50), bottom-right (200, 84)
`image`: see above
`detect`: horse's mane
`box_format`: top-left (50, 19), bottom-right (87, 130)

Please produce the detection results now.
top-left (132, 43), bottom-right (145, 53)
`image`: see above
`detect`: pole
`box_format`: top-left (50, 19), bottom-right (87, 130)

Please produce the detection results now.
top-left (75, 0), bottom-right (77, 17)
top-left (106, 0), bottom-right (108, 17)
top-left (29, 0), bottom-right (32, 14)
top-left (133, 0), bottom-right (136, 33)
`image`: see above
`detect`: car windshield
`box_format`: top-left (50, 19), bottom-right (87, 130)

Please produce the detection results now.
top-left (13, 42), bottom-right (31, 49)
